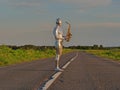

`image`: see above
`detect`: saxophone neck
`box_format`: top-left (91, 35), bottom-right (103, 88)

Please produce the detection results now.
top-left (65, 21), bottom-right (70, 26)
top-left (66, 21), bottom-right (71, 30)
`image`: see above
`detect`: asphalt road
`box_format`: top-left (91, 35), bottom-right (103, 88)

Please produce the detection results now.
top-left (48, 52), bottom-right (120, 90)
top-left (0, 51), bottom-right (76, 90)
top-left (0, 51), bottom-right (120, 90)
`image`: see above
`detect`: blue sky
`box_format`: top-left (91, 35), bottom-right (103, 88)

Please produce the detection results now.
top-left (0, 0), bottom-right (120, 46)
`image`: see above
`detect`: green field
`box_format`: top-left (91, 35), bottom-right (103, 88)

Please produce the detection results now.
top-left (0, 45), bottom-right (73, 66)
top-left (2, 44), bottom-right (120, 66)
top-left (86, 49), bottom-right (120, 61)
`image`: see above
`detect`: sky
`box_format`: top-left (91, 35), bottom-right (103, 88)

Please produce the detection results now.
top-left (0, 0), bottom-right (120, 47)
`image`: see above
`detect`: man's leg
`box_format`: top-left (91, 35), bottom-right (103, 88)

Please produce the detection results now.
top-left (59, 44), bottom-right (63, 56)
top-left (55, 48), bottom-right (60, 69)
top-left (55, 43), bottom-right (63, 71)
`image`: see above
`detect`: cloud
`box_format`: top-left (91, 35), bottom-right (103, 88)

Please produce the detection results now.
top-left (112, 0), bottom-right (120, 5)
top-left (95, 14), bottom-right (120, 18)
top-left (11, 2), bottom-right (41, 7)
top-left (99, 22), bottom-right (120, 28)
top-left (53, 0), bottom-right (112, 8)
top-left (0, 0), bottom-right (36, 7)
top-left (0, 0), bottom-right (8, 3)
top-left (77, 22), bottom-right (120, 28)
top-left (9, 0), bottom-right (41, 7)
top-left (5, 0), bottom-right (112, 8)
top-left (7, 0), bottom-right (44, 7)
top-left (50, 0), bottom-right (112, 14)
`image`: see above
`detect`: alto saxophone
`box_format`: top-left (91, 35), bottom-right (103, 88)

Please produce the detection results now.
top-left (65, 21), bottom-right (72, 42)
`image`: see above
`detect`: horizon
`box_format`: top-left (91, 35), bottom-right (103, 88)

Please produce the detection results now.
top-left (1, 44), bottom-right (120, 48)
top-left (0, 0), bottom-right (120, 47)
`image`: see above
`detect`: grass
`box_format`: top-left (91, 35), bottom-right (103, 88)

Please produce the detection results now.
top-left (0, 45), bottom-right (73, 66)
top-left (86, 49), bottom-right (120, 61)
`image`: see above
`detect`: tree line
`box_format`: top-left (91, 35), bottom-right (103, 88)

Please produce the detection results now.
top-left (1, 44), bottom-right (120, 50)
top-left (68, 45), bottom-right (120, 50)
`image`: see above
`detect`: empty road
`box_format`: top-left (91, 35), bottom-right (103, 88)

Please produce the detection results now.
top-left (0, 51), bottom-right (120, 90)
top-left (48, 52), bottom-right (120, 90)
top-left (0, 51), bottom-right (76, 90)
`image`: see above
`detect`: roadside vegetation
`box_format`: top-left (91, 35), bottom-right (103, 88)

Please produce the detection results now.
top-left (1, 44), bottom-right (120, 66)
top-left (86, 49), bottom-right (120, 61)
top-left (0, 45), bottom-right (73, 66)
top-left (68, 44), bottom-right (120, 61)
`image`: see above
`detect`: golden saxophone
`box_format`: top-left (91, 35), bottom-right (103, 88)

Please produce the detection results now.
top-left (65, 21), bottom-right (72, 42)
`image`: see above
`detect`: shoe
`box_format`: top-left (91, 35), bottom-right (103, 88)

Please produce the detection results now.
top-left (55, 67), bottom-right (64, 72)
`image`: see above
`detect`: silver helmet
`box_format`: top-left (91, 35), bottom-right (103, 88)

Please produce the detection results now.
top-left (56, 18), bottom-right (62, 24)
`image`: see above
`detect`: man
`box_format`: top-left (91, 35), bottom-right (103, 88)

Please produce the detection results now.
top-left (53, 18), bottom-right (65, 71)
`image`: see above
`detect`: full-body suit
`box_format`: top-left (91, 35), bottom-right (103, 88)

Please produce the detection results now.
top-left (53, 18), bottom-right (65, 71)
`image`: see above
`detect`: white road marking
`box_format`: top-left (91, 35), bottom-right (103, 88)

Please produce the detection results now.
top-left (39, 52), bottom-right (78, 90)
top-left (62, 53), bottom-right (78, 69)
